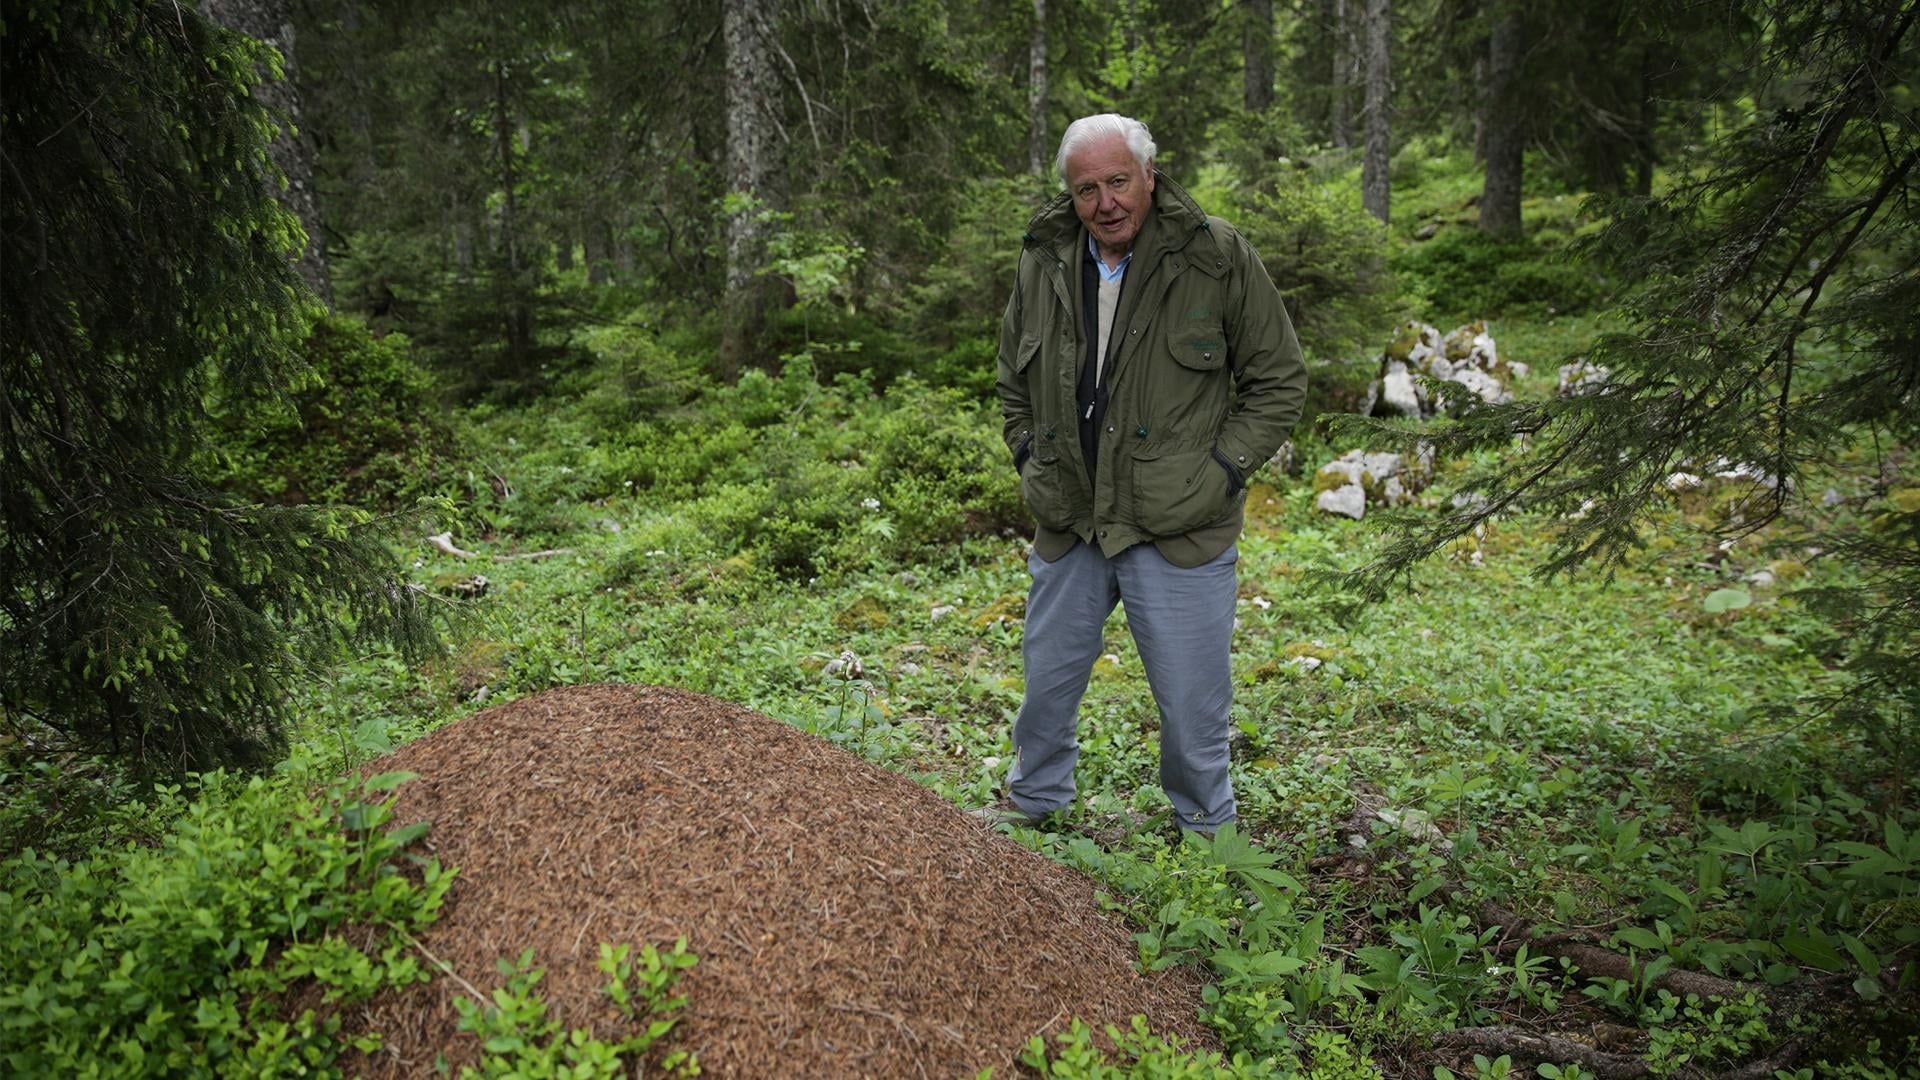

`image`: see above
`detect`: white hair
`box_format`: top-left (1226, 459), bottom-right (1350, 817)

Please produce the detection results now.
top-left (1054, 114), bottom-right (1157, 182)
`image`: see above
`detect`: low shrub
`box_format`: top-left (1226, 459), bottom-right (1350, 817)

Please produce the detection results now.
top-left (1394, 228), bottom-right (1610, 323)
top-left (208, 314), bottom-right (459, 508)
top-left (0, 770), bottom-right (451, 1074)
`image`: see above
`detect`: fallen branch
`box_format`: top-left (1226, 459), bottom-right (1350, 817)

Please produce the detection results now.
top-left (425, 532), bottom-right (476, 559)
top-left (1435, 1027), bottom-right (1651, 1079)
top-left (1454, 889), bottom-right (1757, 1002)
top-left (491, 547), bottom-right (576, 562)
top-left (406, 933), bottom-right (488, 1005)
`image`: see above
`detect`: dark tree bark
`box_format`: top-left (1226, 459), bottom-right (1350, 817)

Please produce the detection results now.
top-left (583, 222), bottom-right (610, 286)
top-left (199, 0), bottom-right (332, 304)
top-left (1361, 0), bottom-right (1391, 223)
top-left (1244, 0), bottom-right (1274, 113)
top-left (1330, 0), bottom-right (1355, 148)
top-left (492, 58), bottom-right (533, 370)
top-left (719, 0), bottom-right (781, 381)
top-left (1029, 0), bottom-right (1049, 177)
top-left (1479, 5), bottom-right (1525, 236)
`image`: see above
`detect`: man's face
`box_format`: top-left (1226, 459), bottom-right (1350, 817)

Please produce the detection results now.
top-left (1066, 134), bottom-right (1154, 261)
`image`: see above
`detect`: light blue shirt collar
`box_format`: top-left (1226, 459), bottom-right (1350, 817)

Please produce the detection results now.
top-left (1087, 231), bottom-right (1131, 283)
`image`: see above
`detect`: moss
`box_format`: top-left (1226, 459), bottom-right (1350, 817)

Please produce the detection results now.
top-left (1313, 469), bottom-right (1357, 495)
top-left (1386, 323), bottom-right (1425, 362)
top-left (1282, 641), bottom-right (1339, 662)
top-left (1768, 557), bottom-right (1808, 581)
top-left (971, 594), bottom-right (1027, 628)
top-left (834, 595), bottom-right (891, 631)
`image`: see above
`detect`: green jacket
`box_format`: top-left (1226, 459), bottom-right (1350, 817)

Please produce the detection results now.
top-left (995, 173), bottom-right (1308, 567)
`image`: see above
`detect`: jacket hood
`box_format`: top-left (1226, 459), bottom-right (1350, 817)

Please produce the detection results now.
top-left (1021, 170), bottom-right (1214, 260)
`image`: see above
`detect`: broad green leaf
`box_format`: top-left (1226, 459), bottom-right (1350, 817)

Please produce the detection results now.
top-left (1781, 933), bottom-right (1847, 971)
top-left (1838, 932), bottom-right (1881, 977)
top-left (1703, 587), bottom-right (1751, 613)
top-left (1616, 927), bottom-right (1664, 951)
top-left (363, 770), bottom-right (419, 794)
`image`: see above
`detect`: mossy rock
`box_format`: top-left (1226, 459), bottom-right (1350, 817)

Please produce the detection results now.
top-left (972, 594), bottom-right (1027, 628)
top-left (1386, 324), bottom-right (1424, 363)
top-left (1242, 481), bottom-right (1289, 535)
top-left (1282, 641), bottom-right (1338, 663)
top-left (1859, 897), bottom-right (1920, 951)
top-left (1443, 321), bottom-right (1487, 361)
top-left (834, 595), bottom-right (891, 631)
top-left (1887, 486), bottom-right (1920, 514)
top-left (1768, 557), bottom-right (1808, 581)
top-left (1313, 468), bottom-right (1356, 495)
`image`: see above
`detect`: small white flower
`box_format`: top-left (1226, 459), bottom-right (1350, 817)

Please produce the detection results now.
top-left (861, 497), bottom-right (881, 510)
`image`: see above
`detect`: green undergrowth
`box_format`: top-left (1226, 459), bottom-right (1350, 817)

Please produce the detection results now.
top-left (13, 152), bottom-right (1917, 1075)
top-left (0, 765), bottom-right (703, 1076)
top-left (231, 345), bottom-right (1911, 1075)
top-left (0, 769), bottom-right (450, 1074)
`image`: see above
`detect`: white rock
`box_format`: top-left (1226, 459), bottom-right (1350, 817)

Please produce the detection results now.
top-left (1744, 569), bottom-right (1776, 588)
top-left (1317, 484), bottom-right (1367, 519)
top-left (1375, 807), bottom-right (1454, 853)
top-left (1449, 367), bottom-right (1510, 405)
top-left (929, 604), bottom-right (957, 621)
top-left (1556, 361), bottom-right (1609, 395)
top-left (1380, 369), bottom-right (1421, 417)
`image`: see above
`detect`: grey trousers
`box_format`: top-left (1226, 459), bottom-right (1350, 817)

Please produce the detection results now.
top-left (1005, 540), bottom-right (1238, 830)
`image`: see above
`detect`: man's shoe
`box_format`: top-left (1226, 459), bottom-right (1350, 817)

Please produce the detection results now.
top-left (967, 796), bottom-right (1049, 828)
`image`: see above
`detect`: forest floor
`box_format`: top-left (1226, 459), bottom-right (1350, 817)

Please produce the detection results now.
top-left (270, 314), bottom-right (1917, 1076)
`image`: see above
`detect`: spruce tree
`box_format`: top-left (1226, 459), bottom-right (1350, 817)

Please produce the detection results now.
top-left (1, 1), bottom-right (434, 773)
top-left (1339, 0), bottom-right (1918, 733)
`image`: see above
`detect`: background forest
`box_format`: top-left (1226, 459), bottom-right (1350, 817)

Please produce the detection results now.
top-left (2, 0), bottom-right (1917, 1076)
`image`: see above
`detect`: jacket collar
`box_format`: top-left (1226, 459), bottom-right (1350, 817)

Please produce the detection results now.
top-left (1022, 170), bottom-right (1214, 267)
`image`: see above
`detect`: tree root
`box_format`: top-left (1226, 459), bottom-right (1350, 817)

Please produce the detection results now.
top-left (1321, 785), bottom-right (1760, 1003)
top-left (1434, 1027), bottom-right (1653, 1079)
top-left (1432, 1027), bottom-right (1807, 1080)
top-left (1453, 889), bottom-right (1759, 1003)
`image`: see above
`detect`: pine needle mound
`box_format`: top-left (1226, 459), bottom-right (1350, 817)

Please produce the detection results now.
top-left (339, 684), bottom-right (1212, 1077)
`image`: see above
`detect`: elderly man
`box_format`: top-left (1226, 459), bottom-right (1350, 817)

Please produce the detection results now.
top-left (984, 113), bottom-right (1307, 837)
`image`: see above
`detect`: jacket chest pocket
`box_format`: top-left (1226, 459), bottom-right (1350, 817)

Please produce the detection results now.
top-left (1167, 326), bottom-right (1226, 373)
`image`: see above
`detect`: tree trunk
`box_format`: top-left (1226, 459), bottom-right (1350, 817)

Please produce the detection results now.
top-left (583, 221), bottom-right (610, 286)
top-left (492, 58), bottom-right (532, 369)
top-left (1479, 5), bottom-right (1525, 237)
top-left (1330, 0), bottom-right (1354, 149)
top-left (1631, 53), bottom-right (1658, 197)
top-left (199, 0), bottom-right (332, 305)
top-left (719, 0), bottom-right (780, 382)
top-left (1028, 0), bottom-right (1049, 177)
top-left (1244, 0), bottom-right (1274, 113)
top-left (1360, 0), bottom-right (1391, 223)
